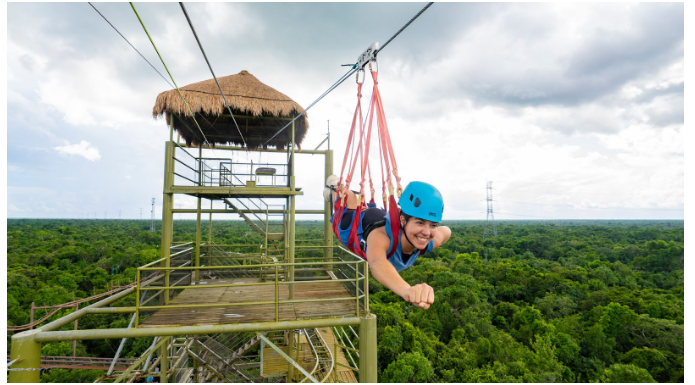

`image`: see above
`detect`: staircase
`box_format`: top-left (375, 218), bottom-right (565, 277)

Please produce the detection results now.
top-left (301, 328), bottom-right (334, 383)
top-left (223, 198), bottom-right (284, 241)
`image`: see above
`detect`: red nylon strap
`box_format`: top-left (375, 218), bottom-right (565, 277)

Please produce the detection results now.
top-left (386, 195), bottom-right (400, 259)
top-left (334, 69), bottom-right (403, 259)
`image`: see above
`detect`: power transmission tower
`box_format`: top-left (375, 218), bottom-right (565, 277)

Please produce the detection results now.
top-left (483, 181), bottom-right (498, 239)
top-left (140, 208), bottom-right (143, 219)
top-left (150, 198), bottom-right (156, 232)
top-left (118, 210), bottom-right (122, 219)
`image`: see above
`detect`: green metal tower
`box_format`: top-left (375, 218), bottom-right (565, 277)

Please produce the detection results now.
top-left (9, 72), bottom-right (377, 383)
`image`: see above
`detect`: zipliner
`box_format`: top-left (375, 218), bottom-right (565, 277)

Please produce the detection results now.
top-left (325, 177), bottom-right (451, 309)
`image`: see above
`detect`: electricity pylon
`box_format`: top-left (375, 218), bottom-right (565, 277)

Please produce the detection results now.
top-left (483, 181), bottom-right (498, 239)
top-left (150, 198), bottom-right (156, 232)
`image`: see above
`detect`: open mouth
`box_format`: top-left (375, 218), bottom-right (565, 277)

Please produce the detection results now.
top-left (415, 235), bottom-right (430, 244)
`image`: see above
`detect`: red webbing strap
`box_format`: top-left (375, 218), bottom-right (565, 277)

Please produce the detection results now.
top-left (333, 82), bottom-right (364, 245)
top-left (372, 71), bottom-right (403, 195)
top-left (334, 68), bottom-right (407, 259)
top-left (386, 195), bottom-right (400, 258)
top-left (338, 83), bottom-right (363, 185)
top-left (348, 205), bottom-right (366, 258)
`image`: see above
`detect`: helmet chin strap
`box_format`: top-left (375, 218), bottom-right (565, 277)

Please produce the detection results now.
top-left (400, 219), bottom-right (417, 250)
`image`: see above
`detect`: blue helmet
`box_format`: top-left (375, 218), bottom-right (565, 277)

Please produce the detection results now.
top-left (399, 181), bottom-right (444, 222)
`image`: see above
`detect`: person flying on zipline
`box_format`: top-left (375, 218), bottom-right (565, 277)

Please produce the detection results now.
top-left (329, 51), bottom-right (450, 309)
top-left (325, 178), bottom-right (451, 310)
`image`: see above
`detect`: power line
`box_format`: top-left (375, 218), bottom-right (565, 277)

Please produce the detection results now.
top-left (179, 2), bottom-right (247, 148)
top-left (129, 2), bottom-right (210, 146)
top-left (87, 2), bottom-right (174, 89)
top-left (264, 2), bottom-right (434, 147)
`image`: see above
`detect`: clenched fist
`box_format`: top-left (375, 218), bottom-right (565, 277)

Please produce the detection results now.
top-left (402, 283), bottom-right (435, 309)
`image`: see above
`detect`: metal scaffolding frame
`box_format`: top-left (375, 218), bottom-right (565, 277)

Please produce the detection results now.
top-left (9, 118), bottom-right (378, 383)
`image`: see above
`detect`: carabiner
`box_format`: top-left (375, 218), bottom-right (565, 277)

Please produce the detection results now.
top-left (369, 59), bottom-right (378, 74)
top-left (356, 69), bottom-right (365, 84)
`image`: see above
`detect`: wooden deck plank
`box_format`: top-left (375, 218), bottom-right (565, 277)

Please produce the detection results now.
top-left (139, 278), bottom-right (358, 327)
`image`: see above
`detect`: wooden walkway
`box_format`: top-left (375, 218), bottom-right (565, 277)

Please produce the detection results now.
top-left (139, 278), bottom-right (358, 327)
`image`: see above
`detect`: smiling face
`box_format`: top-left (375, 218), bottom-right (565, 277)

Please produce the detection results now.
top-left (400, 215), bottom-right (439, 251)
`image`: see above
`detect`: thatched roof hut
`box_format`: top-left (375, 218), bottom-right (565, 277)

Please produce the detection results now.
top-left (153, 70), bottom-right (308, 150)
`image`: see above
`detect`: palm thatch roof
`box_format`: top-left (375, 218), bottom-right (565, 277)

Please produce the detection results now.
top-left (153, 70), bottom-right (308, 149)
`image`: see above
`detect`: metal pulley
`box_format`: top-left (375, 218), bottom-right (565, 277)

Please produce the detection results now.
top-left (356, 42), bottom-right (379, 70)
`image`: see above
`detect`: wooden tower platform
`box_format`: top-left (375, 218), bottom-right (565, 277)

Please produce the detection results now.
top-left (139, 278), bottom-right (358, 327)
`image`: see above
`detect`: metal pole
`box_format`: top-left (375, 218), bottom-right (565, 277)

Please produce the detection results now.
top-left (195, 147), bottom-right (203, 282)
top-left (160, 336), bottom-right (169, 383)
top-left (287, 329), bottom-right (295, 380)
top-left (73, 303), bottom-right (79, 357)
top-left (107, 311), bottom-right (138, 375)
top-left (208, 200), bottom-right (213, 256)
top-left (196, 197), bottom-right (202, 283)
top-left (162, 140), bottom-right (175, 304)
top-left (289, 120), bottom-right (296, 299)
top-left (8, 330), bottom-right (41, 383)
top-left (358, 314), bottom-right (377, 383)
top-left (324, 149), bottom-right (334, 270)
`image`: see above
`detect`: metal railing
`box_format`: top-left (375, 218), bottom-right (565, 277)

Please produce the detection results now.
top-left (171, 142), bottom-right (291, 188)
top-left (135, 245), bottom-right (368, 325)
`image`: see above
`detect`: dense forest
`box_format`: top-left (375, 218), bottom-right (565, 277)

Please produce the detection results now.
top-left (6, 219), bottom-right (684, 382)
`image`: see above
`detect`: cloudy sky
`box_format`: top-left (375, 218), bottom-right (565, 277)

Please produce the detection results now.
top-left (5, 2), bottom-right (685, 221)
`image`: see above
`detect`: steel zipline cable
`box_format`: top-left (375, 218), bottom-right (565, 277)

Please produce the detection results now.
top-left (263, 2), bottom-right (435, 146)
top-left (87, 2), bottom-right (174, 90)
top-left (179, 2), bottom-right (247, 149)
top-left (262, 66), bottom-right (359, 145)
top-left (129, 2), bottom-right (210, 146)
top-left (375, 2), bottom-right (434, 56)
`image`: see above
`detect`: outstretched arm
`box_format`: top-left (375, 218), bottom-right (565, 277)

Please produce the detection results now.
top-left (433, 225), bottom-right (451, 249)
top-left (366, 228), bottom-right (434, 309)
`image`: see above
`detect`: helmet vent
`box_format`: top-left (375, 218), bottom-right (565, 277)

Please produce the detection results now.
top-left (410, 194), bottom-right (414, 201)
top-left (414, 197), bottom-right (421, 207)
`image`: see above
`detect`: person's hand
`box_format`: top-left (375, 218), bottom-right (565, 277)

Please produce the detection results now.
top-left (402, 283), bottom-right (435, 309)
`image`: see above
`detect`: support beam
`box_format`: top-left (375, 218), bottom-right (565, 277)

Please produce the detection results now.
top-left (161, 140), bottom-right (176, 305)
top-left (171, 208), bottom-right (324, 214)
top-left (167, 186), bottom-right (303, 196)
top-left (159, 337), bottom-right (169, 383)
top-left (195, 196), bottom-right (202, 282)
top-left (324, 149), bottom-right (334, 267)
top-left (358, 314), bottom-right (378, 383)
top-left (289, 121), bottom-right (296, 299)
top-left (34, 317), bottom-right (361, 342)
top-left (256, 332), bottom-right (318, 384)
top-left (112, 337), bottom-right (169, 383)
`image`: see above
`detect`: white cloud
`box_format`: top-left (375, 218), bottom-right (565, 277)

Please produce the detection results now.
top-left (37, 56), bottom-right (152, 128)
top-left (54, 141), bottom-right (101, 161)
top-left (6, 3), bottom-right (684, 219)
